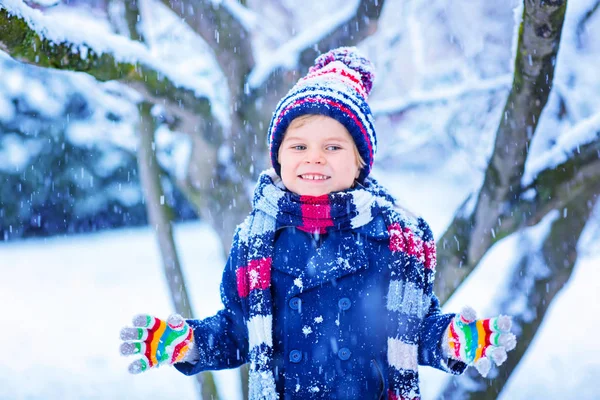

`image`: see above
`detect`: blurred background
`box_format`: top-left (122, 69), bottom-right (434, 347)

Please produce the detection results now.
top-left (1, 0), bottom-right (599, 399)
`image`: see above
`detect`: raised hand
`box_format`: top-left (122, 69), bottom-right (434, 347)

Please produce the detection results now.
top-left (445, 306), bottom-right (517, 377)
top-left (120, 314), bottom-right (194, 374)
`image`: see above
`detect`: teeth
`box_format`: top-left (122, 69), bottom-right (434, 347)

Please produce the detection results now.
top-left (301, 174), bottom-right (328, 180)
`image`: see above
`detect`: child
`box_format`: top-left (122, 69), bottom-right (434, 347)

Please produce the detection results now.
top-left (120, 47), bottom-right (516, 400)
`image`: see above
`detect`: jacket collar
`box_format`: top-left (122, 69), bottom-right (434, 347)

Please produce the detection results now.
top-left (273, 227), bottom-right (369, 294)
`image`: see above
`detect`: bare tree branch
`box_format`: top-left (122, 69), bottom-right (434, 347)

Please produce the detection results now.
top-left (160, 0), bottom-right (254, 100)
top-left (435, 0), bottom-right (568, 303)
top-left (520, 133), bottom-right (600, 226)
top-left (137, 102), bottom-right (195, 318)
top-left (370, 75), bottom-right (512, 117)
top-left (0, 6), bottom-right (211, 118)
top-left (296, 0), bottom-right (386, 70)
top-left (438, 184), bottom-right (600, 400)
top-left (123, 0), bottom-right (143, 42)
top-left (137, 102), bottom-right (220, 400)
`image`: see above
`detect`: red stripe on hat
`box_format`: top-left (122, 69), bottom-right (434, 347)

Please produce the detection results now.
top-left (247, 257), bottom-right (272, 291)
top-left (302, 66), bottom-right (367, 98)
top-left (275, 97), bottom-right (373, 168)
top-left (236, 266), bottom-right (249, 298)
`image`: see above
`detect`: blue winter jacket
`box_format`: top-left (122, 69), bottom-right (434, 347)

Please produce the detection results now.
top-left (175, 215), bottom-right (466, 399)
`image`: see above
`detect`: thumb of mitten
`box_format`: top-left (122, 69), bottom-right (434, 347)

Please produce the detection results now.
top-left (457, 306), bottom-right (477, 325)
top-left (167, 314), bottom-right (186, 331)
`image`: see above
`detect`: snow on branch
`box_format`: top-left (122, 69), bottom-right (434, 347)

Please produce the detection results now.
top-left (0, 0), bottom-right (214, 116)
top-left (523, 112), bottom-right (600, 187)
top-left (160, 0), bottom-right (253, 99)
top-left (370, 74), bottom-right (512, 116)
top-left (218, 0), bottom-right (259, 32)
top-left (247, 0), bottom-right (361, 89)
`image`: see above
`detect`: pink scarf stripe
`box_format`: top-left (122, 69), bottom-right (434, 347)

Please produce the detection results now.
top-left (236, 257), bottom-right (273, 298)
top-left (299, 195), bottom-right (333, 233)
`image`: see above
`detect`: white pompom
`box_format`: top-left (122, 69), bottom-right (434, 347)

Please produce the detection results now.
top-left (474, 357), bottom-right (492, 377)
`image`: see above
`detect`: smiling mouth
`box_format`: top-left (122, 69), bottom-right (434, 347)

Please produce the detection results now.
top-left (299, 174), bottom-right (331, 181)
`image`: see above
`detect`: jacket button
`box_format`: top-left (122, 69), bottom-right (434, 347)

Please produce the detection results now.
top-left (338, 297), bottom-right (351, 310)
top-left (338, 347), bottom-right (351, 360)
top-left (289, 297), bottom-right (301, 311)
top-left (289, 350), bottom-right (302, 363)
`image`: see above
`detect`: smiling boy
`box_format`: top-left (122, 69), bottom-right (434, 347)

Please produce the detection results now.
top-left (120, 47), bottom-right (516, 400)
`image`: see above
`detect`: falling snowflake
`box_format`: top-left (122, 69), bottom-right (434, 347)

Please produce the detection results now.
top-left (314, 316), bottom-right (323, 323)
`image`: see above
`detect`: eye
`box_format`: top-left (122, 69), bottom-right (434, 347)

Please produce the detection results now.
top-left (326, 145), bottom-right (342, 151)
top-left (292, 145), bottom-right (306, 151)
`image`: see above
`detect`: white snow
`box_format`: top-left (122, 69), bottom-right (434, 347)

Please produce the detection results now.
top-left (370, 74), bottom-right (512, 116)
top-left (247, 0), bottom-right (360, 88)
top-left (0, 0), bottom-right (215, 103)
top-left (1, 0), bottom-right (600, 398)
top-left (0, 222), bottom-right (241, 400)
top-left (293, 277), bottom-right (303, 290)
top-left (302, 326), bottom-right (313, 337)
top-left (522, 112), bottom-right (600, 187)
top-left (1, 208), bottom-right (597, 399)
top-left (0, 134), bottom-right (44, 172)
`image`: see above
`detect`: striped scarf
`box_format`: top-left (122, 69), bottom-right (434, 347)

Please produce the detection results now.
top-left (234, 169), bottom-right (437, 399)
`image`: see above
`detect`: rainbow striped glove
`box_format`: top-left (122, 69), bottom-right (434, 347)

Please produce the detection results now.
top-left (120, 314), bottom-right (195, 374)
top-left (443, 307), bottom-right (517, 377)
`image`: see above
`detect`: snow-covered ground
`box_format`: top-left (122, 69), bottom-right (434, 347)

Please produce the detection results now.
top-left (1, 164), bottom-right (599, 399)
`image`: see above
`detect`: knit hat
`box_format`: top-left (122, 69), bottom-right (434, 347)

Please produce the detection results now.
top-left (267, 47), bottom-right (377, 182)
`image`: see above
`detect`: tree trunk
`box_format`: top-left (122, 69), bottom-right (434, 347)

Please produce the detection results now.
top-left (438, 185), bottom-right (599, 399)
top-left (435, 0), bottom-right (568, 304)
top-left (137, 102), bottom-right (219, 400)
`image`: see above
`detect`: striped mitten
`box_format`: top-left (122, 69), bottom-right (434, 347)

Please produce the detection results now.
top-left (443, 307), bottom-right (517, 377)
top-left (120, 314), bottom-right (195, 374)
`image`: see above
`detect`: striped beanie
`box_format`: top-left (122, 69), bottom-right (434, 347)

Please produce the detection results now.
top-left (267, 47), bottom-right (377, 182)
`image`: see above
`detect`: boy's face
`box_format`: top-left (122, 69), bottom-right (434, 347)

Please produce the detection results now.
top-left (278, 116), bottom-right (360, 196)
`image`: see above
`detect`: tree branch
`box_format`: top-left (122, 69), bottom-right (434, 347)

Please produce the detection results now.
top-left (520, 133), bottom-right (600, 226)
top-left (370, 75), bottom-right (512, 117)
top-left (296, 0), bottom-right (386, 71)
top-left (438, 184), bottom-right (600, 400)
top-left (160, 0), bottom-right (254, 100)
top-left (435, 0), bottom-right (568, 303)
top-left (0, 4), bottom-right (211, 119)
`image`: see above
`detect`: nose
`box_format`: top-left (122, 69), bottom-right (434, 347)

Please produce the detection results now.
top-left (304, 148), bottom-right (326, 164)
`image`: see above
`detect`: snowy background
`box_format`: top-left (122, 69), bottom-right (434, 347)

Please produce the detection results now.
top-left (1, 169), bottom-right (599, 399)
top-left (1, 0), bottom-right (600, 398)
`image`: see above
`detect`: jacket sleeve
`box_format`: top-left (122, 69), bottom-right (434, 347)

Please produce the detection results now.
top-left (174, 229), bottom-right (249, 376)
top-left (416, 219), bottom-right (467, 375)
